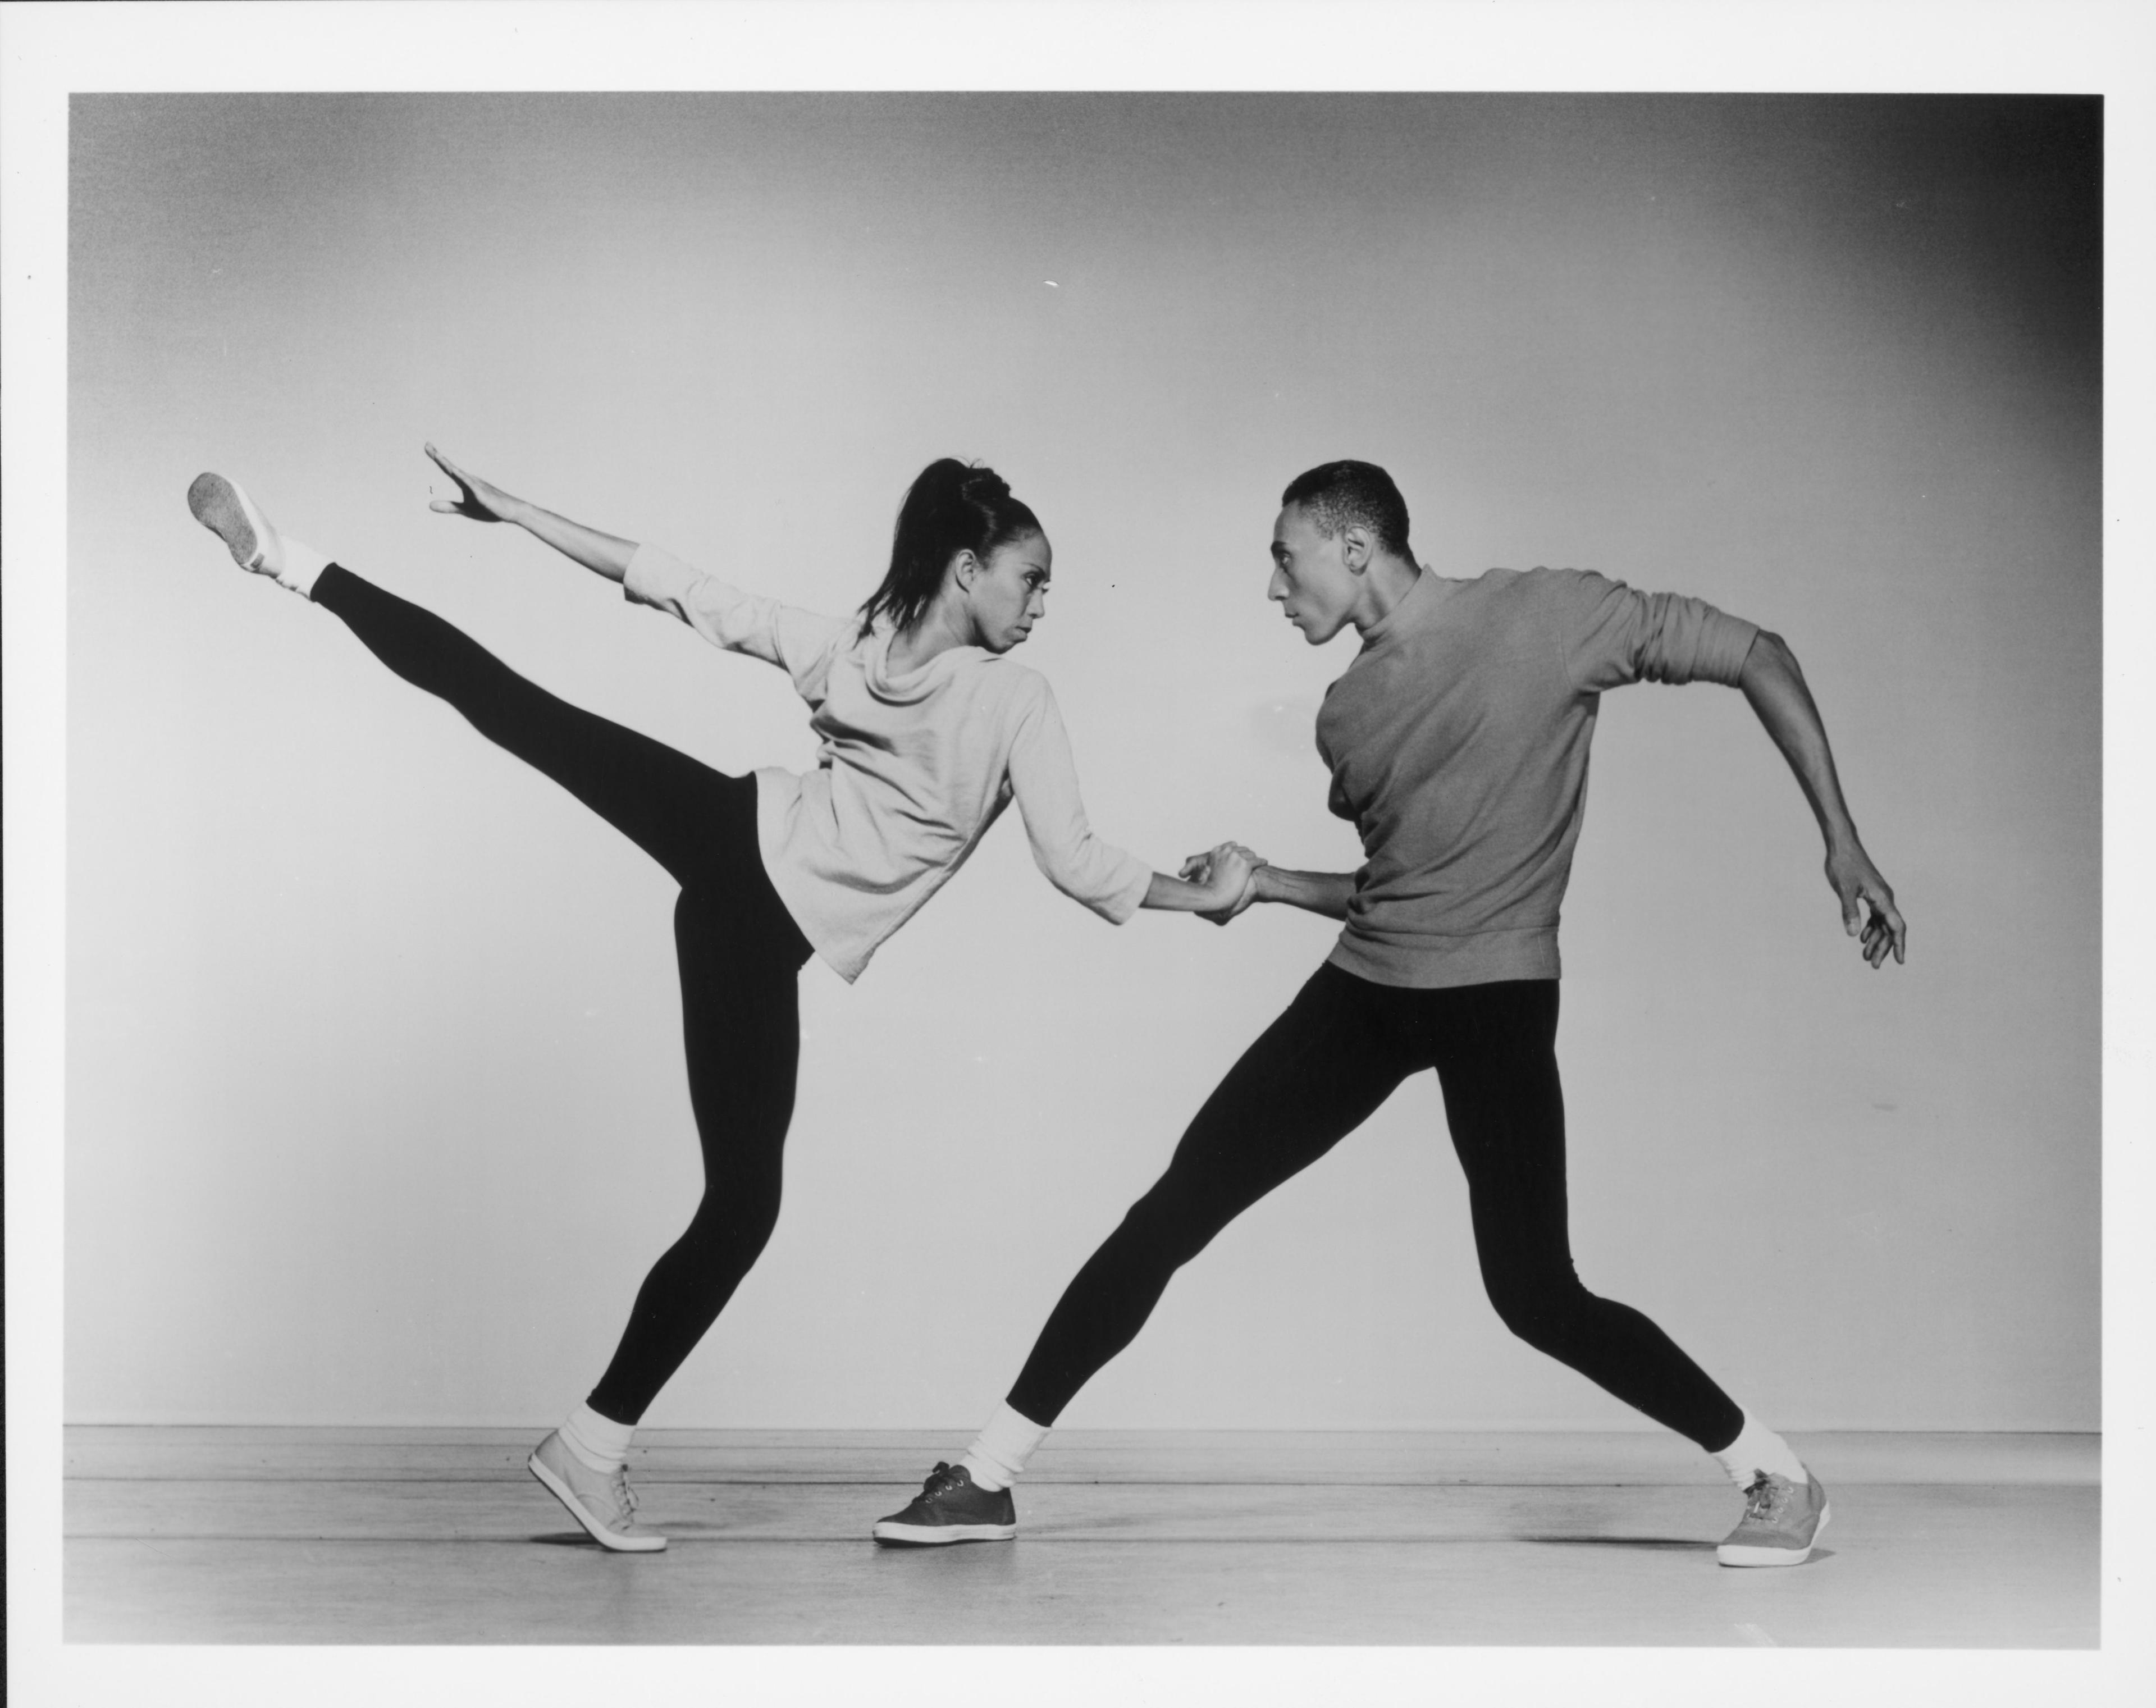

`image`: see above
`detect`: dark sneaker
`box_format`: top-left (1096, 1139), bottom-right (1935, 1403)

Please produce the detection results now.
top-left (1716, 1469), bottom-right (1830, 1567)
top-left (873, 1461), bottom-right (1018, 1546)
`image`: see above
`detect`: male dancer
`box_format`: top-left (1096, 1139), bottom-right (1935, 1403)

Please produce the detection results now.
top-left (874, 460), bottom-right (1904, 1567)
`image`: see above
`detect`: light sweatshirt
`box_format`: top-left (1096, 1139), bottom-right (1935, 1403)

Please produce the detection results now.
top-left (623, 545), bottom-right (1153, 982)
top-left (1317, 565), bottom-right (1760, 989)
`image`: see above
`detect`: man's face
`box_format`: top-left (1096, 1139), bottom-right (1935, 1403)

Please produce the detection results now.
top-left (1268, 504), bottom-right (1361, 645)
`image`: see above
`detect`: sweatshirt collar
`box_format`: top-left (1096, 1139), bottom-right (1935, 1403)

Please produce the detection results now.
top-left (860, 624), bottom-right (995, 704)
top-left (1357, 564), bottom-right (1449, 651)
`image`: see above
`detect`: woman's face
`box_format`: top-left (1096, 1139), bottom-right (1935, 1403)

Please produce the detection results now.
top-left (962, 530), bottom-right (1053, 653)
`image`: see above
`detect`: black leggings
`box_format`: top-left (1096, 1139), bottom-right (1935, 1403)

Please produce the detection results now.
top-left (313, 566), bottom-right (812, 1425)
top-left (1007, 964), bottom-right (1746, 1453)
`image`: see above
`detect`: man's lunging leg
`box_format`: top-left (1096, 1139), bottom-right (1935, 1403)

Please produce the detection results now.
top-left (875, 966), bottom-right (1414, 1544)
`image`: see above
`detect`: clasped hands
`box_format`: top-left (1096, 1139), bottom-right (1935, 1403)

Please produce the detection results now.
top-left (1181, 842), bottom-right (1267, 926)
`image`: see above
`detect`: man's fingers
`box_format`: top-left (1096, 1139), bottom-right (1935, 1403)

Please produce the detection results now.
top-left (1867, 887), bottom-right (1908, 965)
top-left (1859, 898), bottom-right (1906, 967)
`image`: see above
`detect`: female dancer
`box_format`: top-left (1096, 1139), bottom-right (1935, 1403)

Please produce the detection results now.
top-left (186, 450), bottom-right (1257, 1552)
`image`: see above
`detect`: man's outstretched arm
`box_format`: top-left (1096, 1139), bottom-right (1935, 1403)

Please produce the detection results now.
top-left (1180, 846), bottom-right (1356, 923)
top-left (1246, 865), bottom-right (1356, 919)
top-left (1737, 629), bottom-right (1907, 967)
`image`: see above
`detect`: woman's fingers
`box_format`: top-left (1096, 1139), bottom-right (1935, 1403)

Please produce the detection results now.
top-left (423, 443), bottom-right (509, 522)
top-left (425, 444), bottom-right (483, 498)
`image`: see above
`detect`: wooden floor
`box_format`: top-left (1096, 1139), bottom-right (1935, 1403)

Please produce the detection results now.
top-left (64, 1427), bottom-right (2098, 1646)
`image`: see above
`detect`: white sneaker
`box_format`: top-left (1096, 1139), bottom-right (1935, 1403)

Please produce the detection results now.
top-left (528, 1430), bottom-right (668, 1552)
top-left (188, 473), bottom-right (285, 577)
top-left (1716, 1468), bottom-right (1830, 1567)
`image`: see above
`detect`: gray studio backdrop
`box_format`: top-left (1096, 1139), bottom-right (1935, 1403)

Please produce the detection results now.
top-left (66, 94), bottom-right (2099, 1431)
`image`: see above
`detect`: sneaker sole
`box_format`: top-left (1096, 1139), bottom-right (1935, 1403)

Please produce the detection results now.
top-left (188, 473), bottom-right (264, 569)
top-left (527, 1452), bottom-right (668, 1552)
top-left (1716, 1500), bottom-right (1830, 1568)
top-left (871, 1520), bottom-right (1018, 1547)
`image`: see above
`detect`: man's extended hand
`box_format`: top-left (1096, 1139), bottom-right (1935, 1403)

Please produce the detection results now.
top-left (1180, 842), bottom-right (1266, 926)
top-left (1826, 841), bottom-right (1906, 969)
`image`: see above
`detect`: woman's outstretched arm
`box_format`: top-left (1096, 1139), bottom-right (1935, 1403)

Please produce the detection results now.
top-left (425, 443), bottom-right (638, 583)
top-left (430, 442), bottom-right (846, 684)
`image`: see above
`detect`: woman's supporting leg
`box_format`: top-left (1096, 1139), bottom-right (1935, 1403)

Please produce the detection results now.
top-left (1428, 979), bottom-right (1746, 1453)
top-left (311, 564), bottom-right (734, 884)
top-left (1004, 965), bottom-right (1417, 1427)
top-left (583, 883), bottom-right (811, 1424)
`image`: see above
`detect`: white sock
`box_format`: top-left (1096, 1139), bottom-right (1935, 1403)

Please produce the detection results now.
top-left (959, 1402), bottom-right (1050, 1493)
top-left (560, 1401), bottom-right (636, 1474)
top-left (275, 536), bottom-right (330, 599)
top-left (1713, 1411), bottom-right (1807, 1488)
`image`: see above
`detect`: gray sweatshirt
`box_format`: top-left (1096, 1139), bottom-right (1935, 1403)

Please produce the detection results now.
top-left (1317, 565), bottom-right (1759, 989)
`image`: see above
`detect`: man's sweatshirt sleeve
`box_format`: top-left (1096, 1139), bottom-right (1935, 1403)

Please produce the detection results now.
top-left (1557, 569), bottom-right (1760, 694)
top-left (622, 543), bottom-right (849, 701)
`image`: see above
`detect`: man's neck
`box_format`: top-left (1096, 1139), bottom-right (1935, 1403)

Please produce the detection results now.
top-left (1353, 552), bottom-right (1424, 634)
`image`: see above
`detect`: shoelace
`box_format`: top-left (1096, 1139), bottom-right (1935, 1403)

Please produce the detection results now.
top-left (920, 1461), bottom-right (966, 1499)
top-left (610, 1468), bottom-right (641, 1523)
top-left (1741, 1473), bottom-right (1790, 1523)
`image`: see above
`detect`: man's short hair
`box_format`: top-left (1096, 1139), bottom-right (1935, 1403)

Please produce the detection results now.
top-left (1280, 460), bottom-right (1410, 559)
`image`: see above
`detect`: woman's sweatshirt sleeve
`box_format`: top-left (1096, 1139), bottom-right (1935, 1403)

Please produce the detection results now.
top-left (622, 543), bottom-right (850, 701)
top-left (1556, 569), bottom-right (1760, 694)
top-left (1004, 678), bottom-right (1154, 924)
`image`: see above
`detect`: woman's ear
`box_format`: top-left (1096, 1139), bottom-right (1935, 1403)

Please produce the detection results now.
top-left (951, 549), bottom-right (983, 591)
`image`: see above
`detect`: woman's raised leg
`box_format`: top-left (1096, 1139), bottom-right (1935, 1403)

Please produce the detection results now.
top-left (309, 564), bottom-right (731, 884)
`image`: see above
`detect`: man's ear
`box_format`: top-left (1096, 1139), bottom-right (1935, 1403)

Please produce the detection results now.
top-left (1340, 526), bottom-right (1374, 575)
